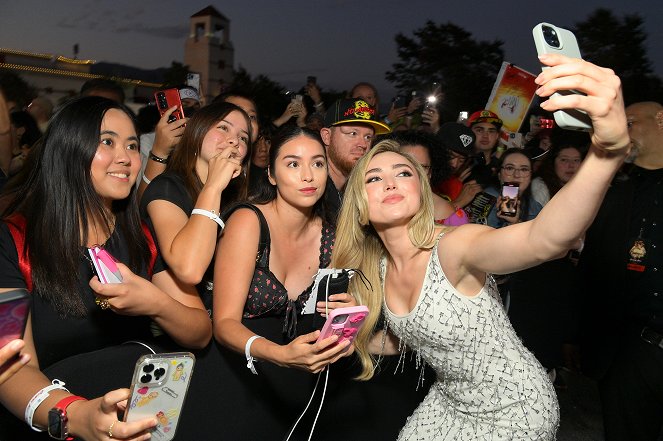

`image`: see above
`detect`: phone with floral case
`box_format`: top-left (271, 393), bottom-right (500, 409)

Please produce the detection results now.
top-left (317, 305), bottom-right (369, 352)
top-left (88, 246), bottom-right (122, 284)
top-left (124, 352), bottom-right (195, 441)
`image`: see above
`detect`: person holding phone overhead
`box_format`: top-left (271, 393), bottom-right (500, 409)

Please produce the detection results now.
top-left (330, 54), bottom-right (630, 440)
top-left (0, 96), bottom-right (211, 440)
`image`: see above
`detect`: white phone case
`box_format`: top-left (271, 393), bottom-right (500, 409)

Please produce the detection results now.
top-left (532, 23), bottom-right (592, 131)
top-left (124, 352), bottom-right (195, 441)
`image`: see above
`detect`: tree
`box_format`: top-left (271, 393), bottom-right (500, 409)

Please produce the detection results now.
top-left (386, 21), bottom-right (504, 121)
top-left (573, 9), bottom-right (663, 104)
top-left (161, 61), bottom-right (191, 88)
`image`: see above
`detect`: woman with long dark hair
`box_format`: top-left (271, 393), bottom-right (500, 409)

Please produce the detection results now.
top-left (140, 101), bottom-right (251, 314)
top-left (0, 96), bottom-right (210, 440)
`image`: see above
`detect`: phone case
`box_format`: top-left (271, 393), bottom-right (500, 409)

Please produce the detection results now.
top-left (317, 305), bottom-right (369, 351)
top-left (499, 183), bottom-right (520, 217)
top-left (88, 247), bottom-right (122, 284)
top-left (0, 289), bottom-right (30, 348)
top-left (532, 23), bottom-right (592, 131)
top-left (124, 352), bottom-right (195, 441)
top-left (154, 89), bottom-right (184, 123)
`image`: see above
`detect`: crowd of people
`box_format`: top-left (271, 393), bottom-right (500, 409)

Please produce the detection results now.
top-left (0, 52), bottom-right (660, 441)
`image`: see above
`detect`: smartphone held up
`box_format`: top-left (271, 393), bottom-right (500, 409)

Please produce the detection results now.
top-left (154, 89), bottom-right (184, 123)
top-left (498, 182), bottom-right (519, 217)
top-left (0, 289), bottom-right (30, 348)
top-left (532, 23), bottom-right (592, 131)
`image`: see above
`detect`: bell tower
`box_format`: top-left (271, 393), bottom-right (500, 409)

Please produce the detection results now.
top-left (184, 6), bottom-right (234, 102)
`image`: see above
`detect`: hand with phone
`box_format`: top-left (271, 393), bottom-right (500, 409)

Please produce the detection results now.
top-left (277, 329), bottom-right (353, 373)
top-left (496, 182), bottom-right (521, 223)
top-left (316, 306), bottom-right (368, 354)
top-left (0, 339), bottom-right (29, 385)
top-left (152, 106), bottom-right (187, 160)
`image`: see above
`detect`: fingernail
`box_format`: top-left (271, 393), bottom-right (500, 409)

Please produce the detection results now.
top-left (9, 340), bottom-right (23, 351)
top-left (538, 54), bottom-right (549, 60)
top-left (20, 353), bottom-right (30, 364)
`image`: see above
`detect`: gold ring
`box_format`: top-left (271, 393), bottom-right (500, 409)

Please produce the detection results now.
top-left (108, 420), bottom-right (116, 438)
top-left (96, 298), bottom-right (110, 310)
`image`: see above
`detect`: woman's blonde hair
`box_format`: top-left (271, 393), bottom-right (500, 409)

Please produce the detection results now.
top-left (331, 139), bottom-right (437, 380)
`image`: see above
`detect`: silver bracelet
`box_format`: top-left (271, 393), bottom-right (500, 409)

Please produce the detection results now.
top-left (245, 335), bottom-right (264, 375)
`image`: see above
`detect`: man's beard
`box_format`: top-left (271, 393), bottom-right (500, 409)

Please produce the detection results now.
top-left (327, 145), bottom-right (356, 176)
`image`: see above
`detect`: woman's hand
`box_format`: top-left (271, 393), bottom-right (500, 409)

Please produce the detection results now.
top-left (386, 103), bottom-right (408, 124)
top-left (422, 106), bottom-right (441, 133)
top-left (536, 53), bottom-right (630, 154)
top-left (205, 145), bottom-right (243, 192)
top-left (152, 106), bottom-right (187, 159)
top-left (278, 331), bottom-right (351, 373)
top-left (0, 339), bottom-right (30, 385)
top-left (69, 389), bottom-right (157, 441)
top-left (452, 179), bottom-right (482, 209)
top-left (315, 292), bottom-right (357, 317)
top-left (89, 263), bottom-right (163, 317)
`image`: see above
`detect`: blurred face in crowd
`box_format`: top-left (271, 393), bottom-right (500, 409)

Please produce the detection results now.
top-left (351, 85), bottom-right (377, 108)
top-left (448, 150), bottom-right (468, 174)
top-left (321, 124), bottom-right (374, 177)
top-left (224, 96), bottom-right (259, 142)
top-left (499, 152), bottom-right (532, 191)
top-left (401, 144), bottom-right (432, 180)
top-left (252, 135), bottom-right (271, 169)
top-left (554, 147), bottom-right (582, 184)
top-left (91, 109), bottom-right (141, 208)
top-left (472, 122), bottom-right (499, 153)
top-left (626, 102), bottom-right (663, 165)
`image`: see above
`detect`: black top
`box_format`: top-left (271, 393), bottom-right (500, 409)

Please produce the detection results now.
top-left (625, 166), bottom-right (663, 329)
top-left (0, 223), bottom-right (165, 369)
top-left (322, 175), bottom-right (343, 222)
top-left (140, 172), bottom-right (216, 311)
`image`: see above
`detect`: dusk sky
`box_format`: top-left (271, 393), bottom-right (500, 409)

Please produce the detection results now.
top-left (2, 0), bottom-right (662, 105)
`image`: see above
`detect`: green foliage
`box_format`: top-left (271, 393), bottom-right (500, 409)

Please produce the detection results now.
top-left (162, 61), bottom-right (191, 88)
top-left (386, 21), bottom-right (504, 121)
top-left (573, 9), bottom-right (663, 104)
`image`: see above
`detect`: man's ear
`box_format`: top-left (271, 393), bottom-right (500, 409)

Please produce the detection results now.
top-left (320, 127), bottom-right (332, 146)
top-left (267, 166), bottom-right (276, 186)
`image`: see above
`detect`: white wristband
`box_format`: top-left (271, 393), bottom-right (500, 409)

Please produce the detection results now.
top-left (25, 379), bottom-right (69, 431)
top-left (142, 174), bottom-right (151, 185)
top-left (245, 335), bottom-right (264, 375)
top-left (191, 209), bottom-right (225, 229)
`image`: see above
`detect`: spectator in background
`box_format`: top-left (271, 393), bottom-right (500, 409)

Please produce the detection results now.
top-left (530, 140), bottom-right (587, 207)
top-left (468, 110), bottom-right (504, 168)
top-left (248, 124), bottom-right (275, 196)
top-left (0, 89), bottom-right (13, 188)
top-left (26, 97), bottom-right (53, 134)
top-left (272, 96), bottom-right (307, 128)
top-left (320, 98), bottom-right (391, 217)
top-left (80, 78), bottom-right (125, 103)
top-left (7, 111), bottom-right (41, 176)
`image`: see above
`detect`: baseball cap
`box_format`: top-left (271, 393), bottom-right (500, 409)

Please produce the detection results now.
top-left (324, 98), bottom-right (391, 135)
top-left (179, 87), bottom-right (200, 102)
top-left (436, 122), bottom-right (476, 157)
top-left (467, 110), bottom-right (503, 129)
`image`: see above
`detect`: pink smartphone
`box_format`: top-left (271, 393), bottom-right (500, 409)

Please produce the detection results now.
top-left (317, 305), bottom-right (369, 351)
top-left (0, 289), bottom-right (30, 348)
top-left (88, 247), bottom-right (122, 284)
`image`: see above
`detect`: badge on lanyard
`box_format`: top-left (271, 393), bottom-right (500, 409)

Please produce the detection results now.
top-left (627, 237), bottom-right (648, 272)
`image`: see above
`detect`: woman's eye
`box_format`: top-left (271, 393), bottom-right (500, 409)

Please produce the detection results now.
top-left (240, 136), bottom-right (249, 144)
top-left (127, 143), bottom-right (138, 151)
top-left (218, 124), bottom-right (228, 132)
top-left (100, 138), bottom-right (112, 146)
top-left (313, 161), bottom-right (326, 168)
top-left (287, 161), bottom-right (298, 168)
top-left (249, 115), bottom-right (257, 121)
top-left (366, 175), bottom-right (381, 183)
top-left (397, 170), bottom-right (413, 177)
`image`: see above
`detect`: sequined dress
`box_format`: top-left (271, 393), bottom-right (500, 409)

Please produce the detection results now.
top-left (382, 237), bottom-right (559, 440)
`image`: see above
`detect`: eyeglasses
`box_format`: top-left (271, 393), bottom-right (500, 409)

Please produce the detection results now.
top-left (501, 165), bottom-right (531, 176)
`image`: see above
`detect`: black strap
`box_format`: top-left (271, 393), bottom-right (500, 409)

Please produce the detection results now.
top-left (223, 202), bottom-right (270, 266)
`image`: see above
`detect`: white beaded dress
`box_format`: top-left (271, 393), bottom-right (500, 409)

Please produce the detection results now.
top-left (382, 236), bottom-right (559, 440)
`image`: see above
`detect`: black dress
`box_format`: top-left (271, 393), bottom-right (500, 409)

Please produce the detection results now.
top-left (0, 223), bottom-right (171, 440)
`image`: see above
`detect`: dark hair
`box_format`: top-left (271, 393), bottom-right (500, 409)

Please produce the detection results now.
top-left (536, 142), bottom-right (587, 198)
top-left (382, 130), bottom-right (452, 187)
top-left (497, 148), bottom-right (534, 222)
top-left (80, 78), bottom-right (126, 103)
top-left (10, 110), bottom-right (42, 147)
top-left (1, 96), bottom-right (148, 317)
top-left (250, 125), bottom-right (334, 225)
top-left (166, 101), bottom-right (252, 207)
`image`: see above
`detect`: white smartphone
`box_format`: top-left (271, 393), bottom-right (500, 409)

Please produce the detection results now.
top-left (532, 23), bottom-right (592, 131)
top-left (124, 352), bottom-right (195, 441)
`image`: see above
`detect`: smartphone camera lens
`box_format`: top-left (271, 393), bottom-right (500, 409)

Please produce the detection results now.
top-left (332, 314), bottom-right (347, 325)
top-left (140, 374), bottom-right (152, 383)
top-left (142, 363), bottom-right (154, 373)
top-left (542, 25), bottom-right (561, 48)
top-left (154, 367), bottom-right (166, 380)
